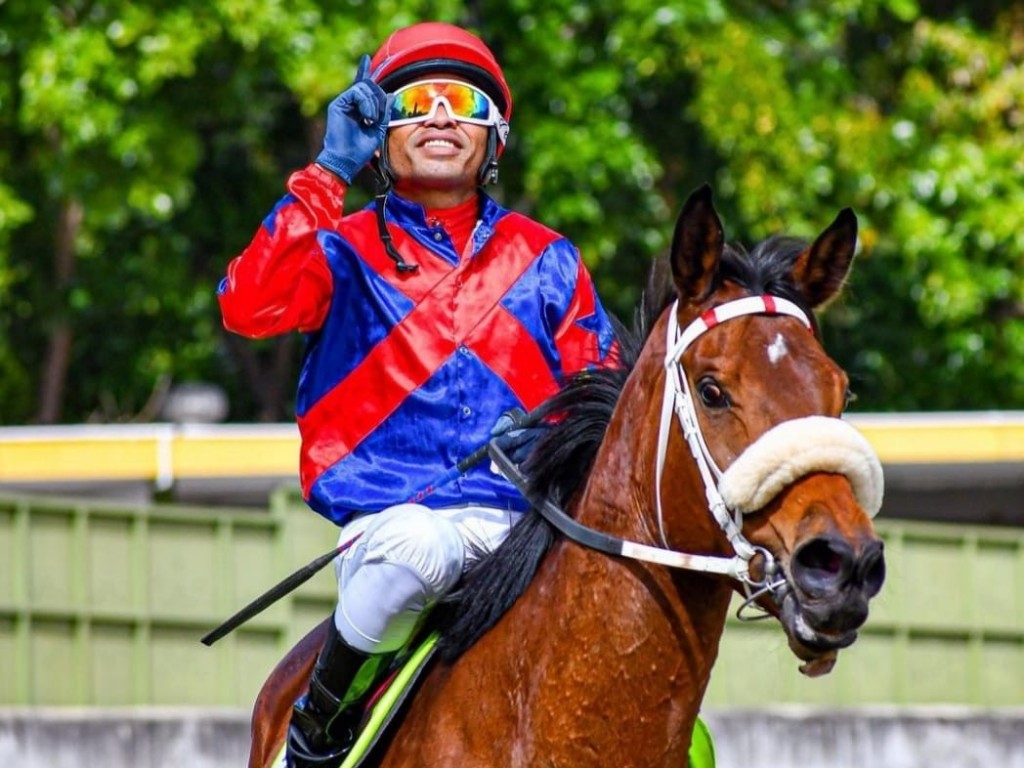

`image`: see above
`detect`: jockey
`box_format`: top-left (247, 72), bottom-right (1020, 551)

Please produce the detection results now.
top-left (218, 21), bottom-right (619, 768)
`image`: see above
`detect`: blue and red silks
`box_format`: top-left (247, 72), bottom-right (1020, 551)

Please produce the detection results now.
top-left (220, 164), bottom-right (618, 525)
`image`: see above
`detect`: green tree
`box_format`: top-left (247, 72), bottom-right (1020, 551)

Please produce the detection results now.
top-left (676, 1), bottom-right (1024, 409)
top-left (2, 0), bottom-right (460, 423)
top-left (2, 0), bottom-right (1022, 424)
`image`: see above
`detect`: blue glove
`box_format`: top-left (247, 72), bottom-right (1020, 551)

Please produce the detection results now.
top-left (316, 54), bottom-right (394, 183)
top-left (490, 408), bottom-right (546, 466)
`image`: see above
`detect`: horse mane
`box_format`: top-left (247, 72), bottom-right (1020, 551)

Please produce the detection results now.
top-left (436, 236), bottom-right (815, 661)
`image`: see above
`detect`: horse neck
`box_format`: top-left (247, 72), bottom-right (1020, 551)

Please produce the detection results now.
top-left (538, 316), bottom-right (735, 719)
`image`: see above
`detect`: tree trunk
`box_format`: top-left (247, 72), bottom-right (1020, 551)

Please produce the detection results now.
top-left (35, 197), bottom-right (82, 424)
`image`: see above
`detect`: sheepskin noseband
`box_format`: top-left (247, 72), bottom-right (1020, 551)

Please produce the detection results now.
top-left (718, 416), bottom-right (883, 517)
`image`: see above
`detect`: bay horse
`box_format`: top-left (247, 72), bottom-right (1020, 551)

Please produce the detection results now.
top-left (249, 185), bottom-right (886, 767)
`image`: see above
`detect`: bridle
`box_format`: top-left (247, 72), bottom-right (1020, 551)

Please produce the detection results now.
top-left (490, 293), bottom-right (884, 620)
top-left (655, 295), bottom-right (813, 615)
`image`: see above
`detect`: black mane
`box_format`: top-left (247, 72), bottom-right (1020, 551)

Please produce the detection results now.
top-left (436, 237), bottom-right (814, 661)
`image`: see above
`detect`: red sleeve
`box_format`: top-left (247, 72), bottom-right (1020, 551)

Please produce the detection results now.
top-left (218, 164), bottom-right (343, 338)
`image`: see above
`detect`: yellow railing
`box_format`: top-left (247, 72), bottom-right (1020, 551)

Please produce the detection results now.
top-left (1, 413), bottom-right (1022, 486)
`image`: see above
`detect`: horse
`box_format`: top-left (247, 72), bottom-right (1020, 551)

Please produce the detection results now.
top-left (248, 184), bottom-right (887, 767)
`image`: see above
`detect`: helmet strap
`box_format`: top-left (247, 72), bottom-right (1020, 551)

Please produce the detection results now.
top-left (371, 148), bottom-right (395, 190)
top-left (370, 150), bottom-right (419, 274)
top-left (477, 129), bottom-right (500, 186)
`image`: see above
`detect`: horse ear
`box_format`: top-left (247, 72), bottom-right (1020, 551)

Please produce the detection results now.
top-left (792, 208), bottom-right (858, 309)
top-left (670, 184), bottom-right (724, 303)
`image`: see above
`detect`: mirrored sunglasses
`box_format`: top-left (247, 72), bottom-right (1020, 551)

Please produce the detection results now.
top-left (388, 79), bottom-right (505, 131)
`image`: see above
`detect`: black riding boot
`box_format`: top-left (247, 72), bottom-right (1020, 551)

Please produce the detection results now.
top-left (285, 624), bottom-right (391, 768)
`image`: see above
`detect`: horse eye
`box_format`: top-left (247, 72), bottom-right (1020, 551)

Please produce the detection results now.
top-left (697, 377), bottom-right (729, 408)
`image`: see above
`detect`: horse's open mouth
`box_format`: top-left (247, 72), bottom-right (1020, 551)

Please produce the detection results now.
top-left (775, 585), bottom-right (860, 677)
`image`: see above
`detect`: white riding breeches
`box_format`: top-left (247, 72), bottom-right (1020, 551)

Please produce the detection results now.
top-left (332, 503), bottom-right (524, 654)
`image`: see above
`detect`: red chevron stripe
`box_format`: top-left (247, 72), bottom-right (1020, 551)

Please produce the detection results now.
top-left (298, 214), bottom-right (560, 491)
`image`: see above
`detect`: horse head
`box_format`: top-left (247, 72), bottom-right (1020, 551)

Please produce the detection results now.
top-left (654, 184), bottom-right (885, 676)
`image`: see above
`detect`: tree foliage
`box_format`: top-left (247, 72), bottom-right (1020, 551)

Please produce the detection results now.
top-left (2, 0), bottom-right (1022, 423)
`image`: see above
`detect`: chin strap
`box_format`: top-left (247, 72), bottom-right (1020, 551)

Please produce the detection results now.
top-left (478, 130), bottom-right (500, 186)
top-left (374, 191), bottom-right (419, 273)
top-left (368, 130), bottom-right (498, 274)
top-left (370, 155), bottom-right (419, 273)
top-left (366, 115), bottom-right (502, 272)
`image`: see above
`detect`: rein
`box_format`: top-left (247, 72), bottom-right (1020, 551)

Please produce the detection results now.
top-left (490, 444), bottom-right (750, 572)
top-left (491, 294), bottom-right (884, 619)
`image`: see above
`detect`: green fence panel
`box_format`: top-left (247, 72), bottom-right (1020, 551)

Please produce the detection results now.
top-left (0, 488), bottom-right (338, 708)
top-left (3, 491), bottom-right (1023, 708)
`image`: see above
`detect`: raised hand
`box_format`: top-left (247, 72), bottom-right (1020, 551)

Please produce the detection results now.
top-left (316, 54), bottom-right (395, 183)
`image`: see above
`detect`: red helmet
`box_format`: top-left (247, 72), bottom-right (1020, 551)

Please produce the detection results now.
top-left (370, 22), bottom-right (513, 125)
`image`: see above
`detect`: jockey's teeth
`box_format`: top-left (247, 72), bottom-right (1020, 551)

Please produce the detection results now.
top-left (425, 140), bottom-right (456, 148)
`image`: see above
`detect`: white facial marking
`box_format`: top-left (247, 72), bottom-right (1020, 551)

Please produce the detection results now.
top-left (767, 333), bottom-right (788, 365)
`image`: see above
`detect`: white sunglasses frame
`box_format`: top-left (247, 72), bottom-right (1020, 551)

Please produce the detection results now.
top-left (386, 79), bottom-right (510, 143)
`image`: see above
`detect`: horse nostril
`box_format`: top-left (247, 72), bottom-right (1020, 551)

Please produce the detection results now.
top-left (791, 537), bottom-right (854, 596)
top-left (800, 542), bottom-right (844, 574)
top-left (855, 540), bottom-right (886, 597)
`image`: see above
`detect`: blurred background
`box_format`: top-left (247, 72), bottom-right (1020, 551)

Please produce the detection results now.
top-left (1, 1), bottom-right (1022, 766)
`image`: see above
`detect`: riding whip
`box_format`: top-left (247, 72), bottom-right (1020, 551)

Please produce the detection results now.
top-left (200, 532), bottom-right (363, 646)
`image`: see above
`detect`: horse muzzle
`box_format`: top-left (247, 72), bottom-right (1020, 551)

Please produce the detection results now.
top-left (774, 535), bottom-right (886, 676)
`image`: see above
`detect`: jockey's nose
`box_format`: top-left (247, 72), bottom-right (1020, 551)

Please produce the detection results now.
top-left (425, 103), bottom-right (457, 128)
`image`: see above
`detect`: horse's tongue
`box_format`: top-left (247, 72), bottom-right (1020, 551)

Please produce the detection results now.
top-left (799, 651), bottom-right (837, 678)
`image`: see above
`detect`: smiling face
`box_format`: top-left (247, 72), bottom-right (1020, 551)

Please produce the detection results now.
top-left (385, 77), bottom-right (491, 208)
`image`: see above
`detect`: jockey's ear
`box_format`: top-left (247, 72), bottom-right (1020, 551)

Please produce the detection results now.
top-left (792, 208), bottom-right (858, 309)
top-left (669, 184), bottom-right (723, 305)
